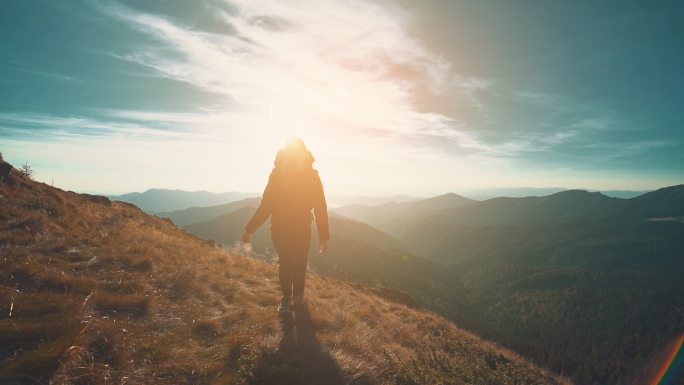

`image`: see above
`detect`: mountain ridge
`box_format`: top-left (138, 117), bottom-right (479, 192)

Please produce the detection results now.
top-left (332, 192), bottom-right (475, 236)
top-left (109, 188), bottom-right (256, 213)
top-left (335, 185), bottom-right (684, 238)
top-left (157, 197), bottom-right (261, 226)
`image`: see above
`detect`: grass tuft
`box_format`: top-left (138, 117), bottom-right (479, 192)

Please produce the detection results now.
top-left (10, 262), bottom-right (96, 295)
top-left (192, 318), bottom-right (223, 339)
top-left (93, 293), bottom-right (151, 317)
top-left (0, 339), bottom-right (65, 384)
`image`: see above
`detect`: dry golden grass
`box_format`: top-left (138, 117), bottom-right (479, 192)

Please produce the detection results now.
top-left (0, 161), bottom-right (572, 385)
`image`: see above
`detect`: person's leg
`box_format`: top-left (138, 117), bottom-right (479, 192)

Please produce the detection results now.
top-left (272, 230), bottom-right (295, 303)
top-left (292, 226), bottom-right (312, 301)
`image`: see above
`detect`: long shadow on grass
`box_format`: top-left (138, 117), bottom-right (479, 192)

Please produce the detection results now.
top-left (249, 304), bottom-right (344, 385)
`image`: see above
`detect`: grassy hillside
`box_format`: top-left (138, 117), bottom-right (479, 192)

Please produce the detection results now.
top-left (0, 158), bottom-right (570, 385)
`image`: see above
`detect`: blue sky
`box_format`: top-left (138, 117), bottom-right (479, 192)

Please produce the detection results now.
top-left (1, 0), bottom-right (682, 195)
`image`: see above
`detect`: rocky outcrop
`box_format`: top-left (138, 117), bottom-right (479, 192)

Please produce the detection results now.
top-left (0, 158), bottom-right (13, 182)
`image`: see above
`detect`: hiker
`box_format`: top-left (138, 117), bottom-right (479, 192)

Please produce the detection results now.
top-left (241, 138), bottom-right (330, 313)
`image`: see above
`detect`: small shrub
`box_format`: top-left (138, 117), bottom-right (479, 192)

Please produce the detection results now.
top-left (18, 162), bottom-right (34, 180)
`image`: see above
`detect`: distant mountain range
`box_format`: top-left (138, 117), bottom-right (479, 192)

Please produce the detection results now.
top-left (110, 189), bottom-right (424, 213)
top-left (110, 187), bottom-right (653, 214)
top-left (332, 192), bottom-right (475, 236)
top-left (109, 188), bottom-right (257, 213)
top-left (326, 193), bottom-right (421, 207)
top-left (157, 197), bottom-right (261, 226)
top-left (334, 186), bottom-right (683, 239)
top-left (461, 187), bottom-right (650, 200)
top-left (593, 189), bottom-right (652, 199)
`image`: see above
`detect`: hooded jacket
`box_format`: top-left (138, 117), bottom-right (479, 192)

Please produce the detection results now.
top-left (244, 148), bottom-right (330, 240)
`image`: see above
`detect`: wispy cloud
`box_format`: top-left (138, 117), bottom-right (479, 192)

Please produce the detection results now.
top-left (575, 139), bottom-right (677, 162)
top-left (99, 0), bottom-right (498, 155)
top-left (0, 112), bottom-right (190, 140)
top-left (0, 63), bottom-right (78, 83)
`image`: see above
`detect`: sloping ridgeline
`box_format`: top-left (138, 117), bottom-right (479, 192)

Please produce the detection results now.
top-left (0, 155), bottom-right (570, 385)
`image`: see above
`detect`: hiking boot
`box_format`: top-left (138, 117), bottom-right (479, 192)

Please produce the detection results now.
top-left (278, 296), bottom-right (292, 313)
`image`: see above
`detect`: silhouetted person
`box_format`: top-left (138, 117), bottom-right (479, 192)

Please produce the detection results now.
top-left (242, 138), bottom-right (330, 313)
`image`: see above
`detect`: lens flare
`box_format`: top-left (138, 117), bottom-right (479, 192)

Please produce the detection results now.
top-left (650, 334), bottom-right (684, 385)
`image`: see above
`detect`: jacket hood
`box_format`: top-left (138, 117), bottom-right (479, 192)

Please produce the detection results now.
top-left (273, 147), bottom-right (315, 170)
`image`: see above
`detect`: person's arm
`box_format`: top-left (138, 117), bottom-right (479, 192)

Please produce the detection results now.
top-left (312, 172), bottom-right (330, 252)
top-left (243, 172), bottom-right (276, 242)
